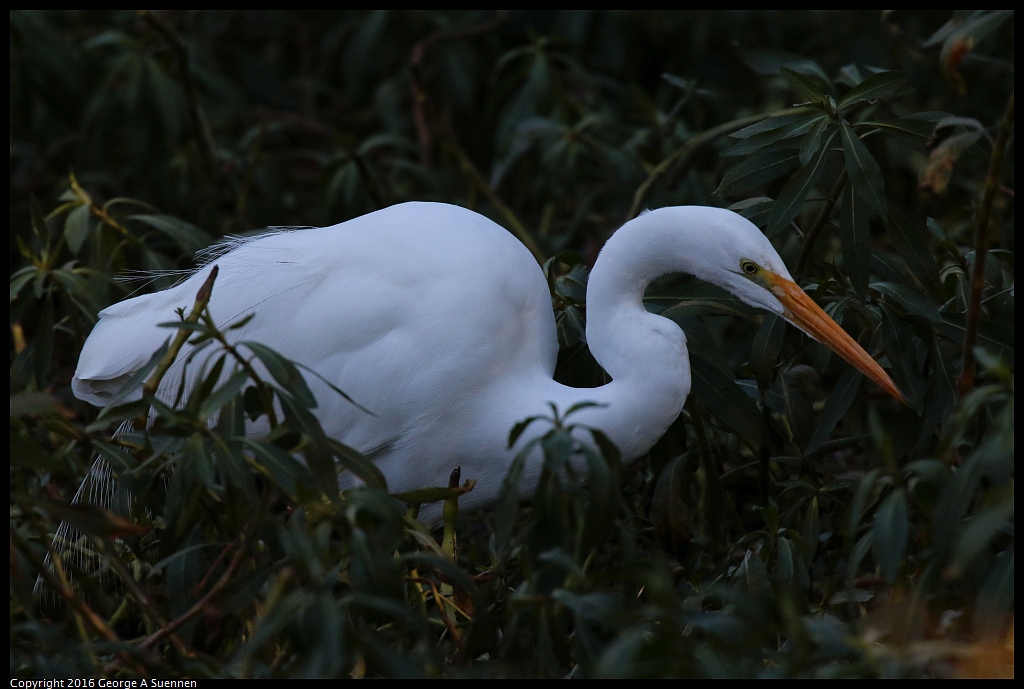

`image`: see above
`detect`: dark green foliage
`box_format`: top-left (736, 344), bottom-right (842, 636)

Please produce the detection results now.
top-left (11, 10), bottom-right (1013, 678)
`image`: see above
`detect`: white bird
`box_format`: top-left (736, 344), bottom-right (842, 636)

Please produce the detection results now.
top-left (73, 202), bottom-right (904, 514)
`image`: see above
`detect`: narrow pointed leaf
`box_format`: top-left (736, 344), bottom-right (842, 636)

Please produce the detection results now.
top-left (767, 131), bottom-right (835, 236)
top-left (799, 116), bottom-right (829, 165)
top-left (730, 113), bottom-right (813, 139)
top-left (689, 354), bottom-right (768, 446)
top-left (873, 489), bottom-right (909, 584)
top-left (870, 282), bottom-right (942, 323)
top-left (717, 147), bottom-right (801, 197)
top-left (840, 189), bottom-right (871, 300)
top-left (837, 71), bottom-right (908, 111)
top-left (751, 314), bottom-right (785, 391)
top-left (879, 305), bottom-right (924, 411)
top-left (840, 121), bottom-right (887, 216)
top-left (129, 214), bottom-right (210, 254)
top-left (886, 208), bottom-right (939, 295)
top-left (806, 368), bottom-right (862, 455)
top-left (242, 341), bottom-right (317, 409)
top-left (64, 204), bottom-right (93, 255)
top-left (781, 67), bottom-right (827, 104)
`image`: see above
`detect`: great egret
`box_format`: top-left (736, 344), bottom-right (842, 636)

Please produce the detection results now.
top-left (73, 202), bottom-right (904, 514)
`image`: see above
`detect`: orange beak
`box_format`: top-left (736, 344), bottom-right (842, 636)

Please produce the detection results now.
top-left (768, 274), bottom-right (907, 404)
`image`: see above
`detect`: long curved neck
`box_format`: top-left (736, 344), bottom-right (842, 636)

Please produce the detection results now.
top-left (548, 212), bottom-right (695, 460)
top-left (586, 213), bottom-right (695, 382)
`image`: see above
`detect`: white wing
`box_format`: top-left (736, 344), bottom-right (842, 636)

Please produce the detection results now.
top-left (74, 202), bottom-right (558, 486)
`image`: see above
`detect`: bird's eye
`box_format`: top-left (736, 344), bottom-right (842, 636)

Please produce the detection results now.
top-left (740, 260), bottom-right (759, 275)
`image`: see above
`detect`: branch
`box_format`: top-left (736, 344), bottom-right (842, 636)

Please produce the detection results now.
top-left (137, 542), bottom-right (247, 652)
top-left (404, 13), bottom-right (541, 261)
top-left (957, 90), bottom-right (1014, 397)
top-left (409, 12), bottom-right (509, 166)
top-left (137, 266), bottom-right (218, 426)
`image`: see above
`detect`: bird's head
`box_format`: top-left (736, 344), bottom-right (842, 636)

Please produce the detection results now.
top-left (654, 206), bottom-right (907, 404)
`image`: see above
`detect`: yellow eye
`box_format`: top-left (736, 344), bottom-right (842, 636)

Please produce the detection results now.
top-left (740, 260), bottom-right (759, 275)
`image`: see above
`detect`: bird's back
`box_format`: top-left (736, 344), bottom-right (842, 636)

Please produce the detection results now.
top-left (74, 202), bottom-right (558, 484)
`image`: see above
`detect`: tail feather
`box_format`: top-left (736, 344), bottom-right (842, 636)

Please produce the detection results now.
top-left (35, 422), bottom-right (134, 599)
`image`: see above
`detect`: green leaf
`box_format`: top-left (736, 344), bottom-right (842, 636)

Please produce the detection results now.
top-left (242, 341), bottom-right (317, 409)
top-left (198, 369), bottom-right (250, 421)
top-left (63, 204), bottom-right (92, 255)
top-left (390, 485), bottom-right (467, 503)
top-left (329, 438), bottom-right (387, 490)
top-left (30, 194), bottom-right (50, 242)
top-left (722, 117), bottom-right (818, 157)
top-left (862, 111), bottom-right (950, 140)
top-left (836, 71), bottom-right (908, 111)
top-left (237, 437), bottom-right (315, 499)
top-left (661, 72), bottom-right (695, 91)
top-left (129, 214), bottom-right (211, 254)
top-left (848, 468), bottom-right (883, 535)
top-left (740, 50), bottom-right (830, 82)
top-left (840, 121), bottom-right (887, 216)
top-left (10, 266), bottom-right (36, 301)
top-left (802, 497), bottom-right (821, 562)
top-left (728, 197), bottom-right (775, 228)
top-left (654, 283), bottom-right (755, 321)
top-left (730, 113), bottom-right (813, 139)
top-left (879, 305), bottom-right (924, 411)
top-left (716, 147), bottom-right (801, 197)
top-left (805, 368), bottom-right (862, 455)
top-left (767, 130), bottom-right (835, 236)
top-left (973, 550), bottom-right (1014, 638)
top-left (773, 536), bottom-right (796, 590)
top-left (750, 314), bottom-right (784, 391)
top-left (933, 315), bottom-right (1013, 355)
top-left (36, 500), bottom-right (148, 540)
top-left (799, 116), bottom-right (830, 166)
top-left (924, 10), bottom-right (1014, 49)
top-left (556, 304), bottom-right (586, 347)
top-left (949, 497), bottom-right (1014, 578)
top-left (780, 67), bottom-right (827, 105)
top-left (579, 442), bottom-right (616, 557)
top-left (9, 391), bottom-right (60, 417)
top-left (840, 189), bottom-right (871, 300)
top-left (885, 208), bottom-right (938, 295)
top-left (739, 548), bottom-right (773, 598)
top-left (931, 443), bottom-right (997, 558)
top-left (689, 354), bottom-right (768, 446)
top-left (872, 488), bottom-right (909, 584)
top-left (870, 282), bottom-right (942, 323)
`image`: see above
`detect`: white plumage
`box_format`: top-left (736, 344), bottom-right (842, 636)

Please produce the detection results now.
top-left (73, 202), bottom-right (903, 513)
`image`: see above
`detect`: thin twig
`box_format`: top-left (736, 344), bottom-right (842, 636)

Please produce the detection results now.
top-left (138, 543), bottom-right (247, 652)
top-left (67, 173), bottom-right (145, 251)
top-left (99, 539), bottom-right (247, 673)
top-left (445, 126), bottom-right (543, 261)
top-left (136, 266), bottom-right (219, 427)
top-left (209, 334), bottom-right (280, 429)
top-left (957, 90), bottom-right (1013, 397)
top-left (406, 14), bottom-right (540, 261)
top-left (234, 123), bottom-right (266, 230)
top-left (407, 576), bottom-right (471, 642)
top-left (409, 12), bottom-right (509, 166)
top-left (441, 466), bottom-right (461, 563)
top-left (14, 527), bottom-right (154, 675)
top-left (98, 538), bottom-right (192, 656)
top-left (18, 531), bottom-right (119, 643)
